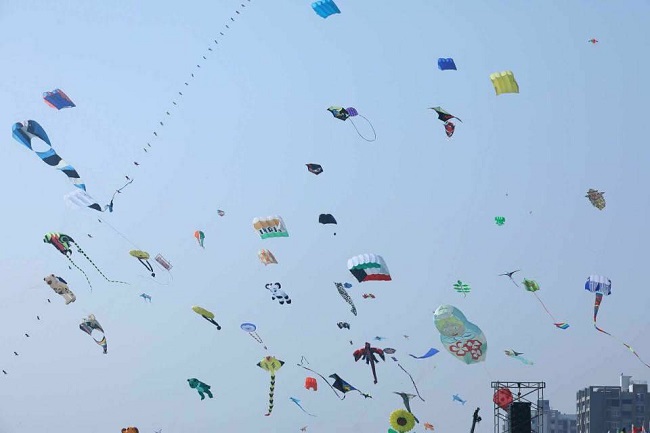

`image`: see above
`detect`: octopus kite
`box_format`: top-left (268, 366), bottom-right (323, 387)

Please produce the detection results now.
top-left (353, 342), bottom-right (385, 384)
top-left (258, 356), bottom-right (284, 416)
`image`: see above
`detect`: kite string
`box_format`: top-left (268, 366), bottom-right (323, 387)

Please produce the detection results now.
top-left (349, 116), bottom-right (377, 142)
top-left (297, 360), bottom-right (345, 400)
top-left (397, 363), bottom-right (425, 402)
top-left (532, 292), bottom-right (558, 322)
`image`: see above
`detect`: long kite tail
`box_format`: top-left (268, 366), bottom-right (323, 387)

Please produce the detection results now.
top-left (64, 255), bottom-right (93, 292)
top-left (349, 116), bottom-right (377, 142)
top-left (72, 243), bottom-right (129, 285)
top-left (265, 373), bottom-right (276, 416)
top-left (297, 361), bottom-right (345, 400)
top-left (398, 363), bottom-right (425, 402)
top-left (593, 294), bottom-right (650, 368)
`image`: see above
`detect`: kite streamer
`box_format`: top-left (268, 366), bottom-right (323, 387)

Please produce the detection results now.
top-left (334, 282), bottom-right (357, 316)
top-left (585, 275), bottom-right (650, 368)
top-left (397, 364), bottom-right (425, 402)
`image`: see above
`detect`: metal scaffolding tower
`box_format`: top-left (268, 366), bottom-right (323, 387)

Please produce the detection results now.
top-left (491, 381), bottom-right (546, 433)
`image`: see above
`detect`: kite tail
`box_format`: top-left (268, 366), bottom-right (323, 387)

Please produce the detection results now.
top-left (398, 363), bottom-right (425, 402)
top-left (64, 255), bottom-right (93, 292)
top-left (593, 294), bottom-right (650, 369)
top-left (297, 361), bottom-right (346, 400)
top-left (73, 243), bottom-right (129, 285)
top-left (370, 360), bottom-right (378, 384)
top-left (349, 116), bottom-right (377, 142)
top-left (266, 373), bottom-right (276, 416)
top-left (139, 258), bottom-right (155, 277)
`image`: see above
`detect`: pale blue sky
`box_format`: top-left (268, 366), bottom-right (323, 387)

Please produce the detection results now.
top-left (1, 1), bottom-right (650, 432)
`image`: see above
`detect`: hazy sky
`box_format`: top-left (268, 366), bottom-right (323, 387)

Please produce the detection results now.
top-left (1, 1), bottom-right (650, 432)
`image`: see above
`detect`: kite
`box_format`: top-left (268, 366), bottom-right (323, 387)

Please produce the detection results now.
top-left (155, 254), bottom-right (173, 271)
top-left (334, 282), bottom-right (357, 315)
top-left (327, 106), bottom-right (377, 142)
top-left (193, 306), bottom-right (221, 329)
top-left (389, 409), bottom-right (417, 433)
top-left (187, 378), bottom-right (213, 400)
top-left (337, 321), bottom-right (350, 329)
top-left (312, 0), bottom-right (340, 19)
top-left (347, 254), bottom-right (391, 282)
top-left (424, 423), bottom-right (434, 430)
top-left (44, 232), bottom-right (128, 290)
top-left (258, 249), bottom-right (278, 265)
top-left (394, 392), bottom-right (419, 423)
top-left (504, 349), bottom-right (533, 365)
top-left (297, 358), bottom-right (371, 399)
top-left (437, 58), bottom-right (457, 71)
top-left (490, 71), bottom-right (519, 95)
top-left (301, 427), bottom-right (307, 432)
top-left (241, 322), bottom-right (267, 349)
top-left (257, 356), bottom-right (284, 416)
top-left (253, 216), bottom-right (289, 238)
top-left (585, 275), bottom-right (650, 368)
top-left (453, 280), bottom-right (471, 297)
top-left (217, 209), bottom-right (225, 217)
top-left (129, 250), bottom-right (155, 277)
top-left (588, 38), bottom-right (598, 44)
top-left (499, 270), bottom-right (520, 287)
top-left (43, 89), bottom-right (76, 110)
top-left (140, 293), bottom-right (152, 302)
top-left (305, 377), bottom-right (318, 391)
top-left (79, 314), bottom-right (107, 354)
top-left (329, 373), bottom-right (372, 399)
top-left (362, 293), bottom-right (375, 299)
top-left (353, 342), bottom-right (385, 384)
top-left (409, 348), bottom-right (439, 359)
top-left (265, 282), bottom-right (291, 305)
top-left (434, 305), bottom-right (487, 364)
top-left (493, 387), bottom-right (514, 410)
top-left (306, 163), bottom-right (323, 175)
top-left (586, 189), bottom-right (606, 210)
top-left (318, 213), bottom-right (337, 229)
top-left (374, 336), bottom-right (387, 341)
top-left (429, 107), bottom-right (462, 138)
top-left (522, 279), bottom-right (569, 329)
top-left (290, 397), bottom-right (316, 417)
top-left (453, 394), bottom-right (467, 405)
top-left (384, 348), bottom-right (396, 354)
top-left (43, 274), bottom-right (76, 305)
top-left (63, 189), bottom-right (107, 213)
top-left (121, 428), bottom-right (139, 433)
top-left (194, 230), bottom-right (205, 248)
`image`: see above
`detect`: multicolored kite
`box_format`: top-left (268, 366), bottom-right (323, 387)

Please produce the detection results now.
top-left (327, 106), bottom-right (377, 141)
top-left (253, 216), bottom-right (288, 239)
top-left (347, 254), bottom-right (391, 282)
top-left (434, 305), bottom-right (487, 364)
top-left (258, 356), bottom-right (284, 416)
top-left (43, 89), bottom-right (76, 110)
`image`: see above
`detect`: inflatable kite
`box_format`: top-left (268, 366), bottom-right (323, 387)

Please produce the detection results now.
top-left (334, 282), bottom-right (357, 315)
top-left (433, 305), bottom-right (487, 364)
top-left (522, 279), bottom-right (569, 329)
top-left (265, 282), bottom-right (291, 305)
top-left (43, 274), bottom-right (76, 304)
top-left (306, 163), bottom-right (323, 175)
top-left (253, 216), bottom-right (288, 239)
top-left (585, 275), bottom-right (650, 368)
top-left (194, 230), bottom-right (205, 248)
top-left (490, 71), bottom-right (519, 95)
top-left (258, 249), bottom-right (278, 265)
top-left (348, 254), bottom-right (391, 282)
top-left (129, 250), bottom-right (155, 277)
top-left (305, 377), bottom-right (318, 391)
top-left (192, 306), bottom-right (221, 329)
top-left (327, 106), bottom-right (377, 141)
top-left (312, 0), bottom-right (340, 18)
top-left (258, 356), bottom-right (284, 416)
top-left (43, 89), bottom-right (76, 110)
top-left (44, 232), bottom-right (128, 290)
top-left (586, 189), bottom-right (606, 210)
top-left (353, 342), bottom-right (385, 384)
top-left (437, 58), bottom-right (457, 71)
top-left (187, 378), bottom-right (213, 400)
top-left (79, 314), bottom-right (107, 354)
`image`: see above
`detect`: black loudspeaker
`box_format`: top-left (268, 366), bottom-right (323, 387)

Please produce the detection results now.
top-left (509, 402), bottom-right (532, 433)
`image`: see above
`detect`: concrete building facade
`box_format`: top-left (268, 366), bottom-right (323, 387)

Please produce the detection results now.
top-left (576, 374), bottom-right (650, 433)
top-left (533, 400), bottom-right (577, 433)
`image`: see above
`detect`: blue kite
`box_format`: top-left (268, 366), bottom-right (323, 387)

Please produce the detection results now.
top-left (43, 89), bottom-right (76, 110)
top-left (312, 0), bottom-right (340, 18)
top-left (438, 58), bottom-right (457, 71)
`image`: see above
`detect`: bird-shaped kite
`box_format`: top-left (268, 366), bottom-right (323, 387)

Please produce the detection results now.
top-left (499, 270), bottom-right (520, 287)
top-left (353, 342), bottom-right (385, 384)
